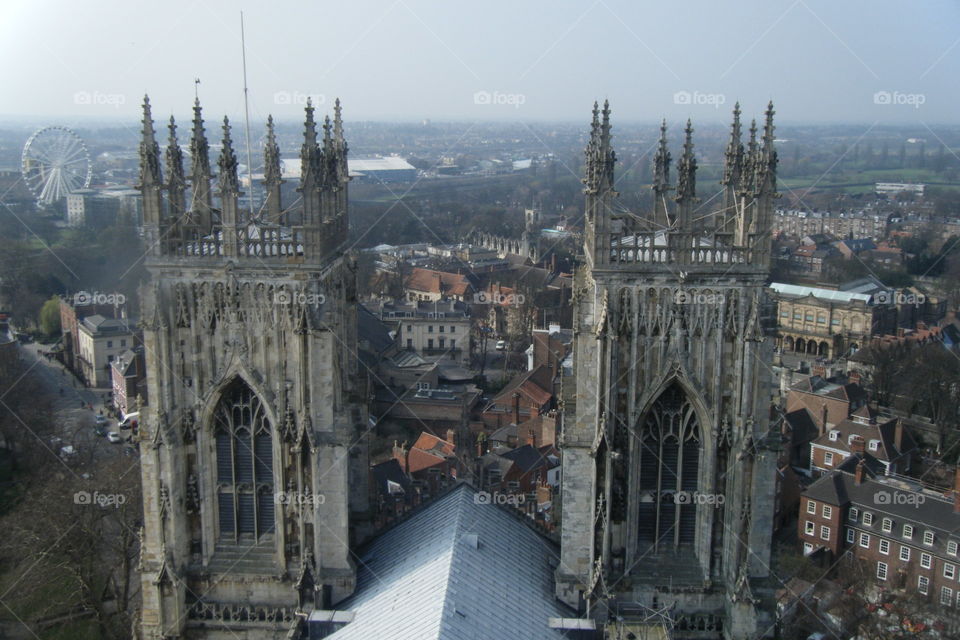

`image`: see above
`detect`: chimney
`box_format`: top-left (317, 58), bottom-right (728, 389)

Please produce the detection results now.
top-left (894, 420), bottom-right (903, 452)
top-left (850, 436), bottom-right (865, 454)
top-left (446, 428), bottom-right (456, 447)
top-left (848, 370), bottom-right (861, 386)
top-left (855, 459), bottom-right (865, 485)
top-left (820, 403), bottom-right (829, 434)
top-left (954, 468), bottom-right (960, 514)
top-left (526, 429), bottom-right (536, 447)
top-left (513, 392), bottom-right (522, 425)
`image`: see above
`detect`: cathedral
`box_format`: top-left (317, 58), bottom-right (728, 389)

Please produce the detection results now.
top-left (555, 101), bottom-right (780, 639)
top-left (135, 96), bottom-right (369, 639)
top-left (133, 94), bottom-right (780, 639)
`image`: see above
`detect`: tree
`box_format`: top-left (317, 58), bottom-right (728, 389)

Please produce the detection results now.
top-left (0, 455), bottom-right (142, 639)
top-left (38, 295), bottom-right (62, 338)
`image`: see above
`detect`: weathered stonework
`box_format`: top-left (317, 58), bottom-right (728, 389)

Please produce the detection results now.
top-left (557, 101), bottom-right (780, 639)
top-left (136, 97), bottom-right (368, 639)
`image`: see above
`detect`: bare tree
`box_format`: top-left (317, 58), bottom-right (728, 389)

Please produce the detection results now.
top-left (0, 454), bottom-right (142, 639)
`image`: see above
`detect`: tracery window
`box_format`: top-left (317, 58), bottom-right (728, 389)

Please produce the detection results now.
top-left (214, 381), bottom-right (275, 541)
top-left (636, 383), bottom-right (701, 552)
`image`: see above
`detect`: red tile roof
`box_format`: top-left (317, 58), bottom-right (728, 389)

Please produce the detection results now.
top-left (404, 268), bottom-right (471, 297)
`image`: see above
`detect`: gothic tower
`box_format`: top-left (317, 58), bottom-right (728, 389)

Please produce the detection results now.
top-left (557, 101), bottom-right (780, 639)
top-left (136, 96), bottom-right (368, 639)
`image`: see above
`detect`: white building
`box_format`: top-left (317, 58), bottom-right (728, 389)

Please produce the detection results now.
top-left (77, 314), bottom-right (138, 387)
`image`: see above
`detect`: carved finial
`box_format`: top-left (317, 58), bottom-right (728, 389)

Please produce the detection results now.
top-left (218, 116), bottom-right (239, 193)
top-left (333, 98), bottom-right (344, 141)
top-left (676, 119), bottom-right (697, 206)
top-left (139, 96), bottom-right (162, 187)
top-left (263, 115), bottom-right (281, 186)
top-left (653, 119), bottom-right (671, 190)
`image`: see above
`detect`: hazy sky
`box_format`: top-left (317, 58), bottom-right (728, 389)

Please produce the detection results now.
top-left (1, 0), bottom-right (957, 124)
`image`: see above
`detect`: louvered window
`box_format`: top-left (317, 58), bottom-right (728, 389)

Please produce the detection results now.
top-left (637, 384), bottom-right (702, 553)
top-left (214, 381), bottom-right (274, 541)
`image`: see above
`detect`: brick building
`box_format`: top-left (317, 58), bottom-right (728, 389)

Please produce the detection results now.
top-left (799, 465), bottom-right (960, 616)
top-left (808, 406), bottom-right (916, 476)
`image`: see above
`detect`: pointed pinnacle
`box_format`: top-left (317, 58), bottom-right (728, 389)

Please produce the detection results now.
top-left (221, 116), bottom-right (233, 148)
top-left (142, 96), bottom-right (155, 133)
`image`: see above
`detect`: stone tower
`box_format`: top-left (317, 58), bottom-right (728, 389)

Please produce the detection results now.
top-left (136, 96), bottom-right (368, 639)
top-left (556, 101), bottom-right (780, 639)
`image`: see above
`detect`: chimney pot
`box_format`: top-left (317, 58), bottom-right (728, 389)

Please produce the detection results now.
top-left (855, 460), bottom-right (865, 485)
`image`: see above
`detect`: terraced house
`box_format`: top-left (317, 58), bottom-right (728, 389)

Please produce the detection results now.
top-left (799, 464), bottom-right (960, 624)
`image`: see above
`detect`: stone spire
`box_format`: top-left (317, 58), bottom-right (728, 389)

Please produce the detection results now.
top-left (218, 117), bottom-right (240, 254)
top-left (751, 102), bottom-right (778, 263)
top-left (333, 98), bottom-right (349, 182)
top-left (218, 117), bottom-right (239, 195)
top-left (652, 119), bottom-right (672, 229)
top-left (298, 99), bottom-right (324, 255)
top-left (263, 114), bottom-right (283, 223)
top-left (720, 102), bottom-right (744, 231)
top-left (599, 99), bottom-right (612, 154)
top-left (582, 100), bottom-right (617, 267)
top-left (300, 98), bottom-right (318, 182)
top-left (138, 96), bottom-right (165, 256)
top-left (757, 101), bottom-right (778, 192)
top-left (675, 119), bottom-right (698, 230)
top-left (736, 119), bottom-right (759, 246)
top-left (139, 96), bottom-right (162, 189)
top-left (165, 116), bottom-right (186, 223)
top-left (189, 98), bottom-right (213, 231)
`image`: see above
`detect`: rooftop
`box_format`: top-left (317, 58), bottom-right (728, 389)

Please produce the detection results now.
top-left (769, 282), bottom-right (871, 304)
top-left (325, 484), bottom-right (574, 640)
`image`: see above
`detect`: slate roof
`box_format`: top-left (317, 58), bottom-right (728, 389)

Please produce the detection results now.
top-left (803, 470), bottom-right (960, 558)
top-left (325, 484), bottom-right (575, 640)
top-left (810, 416), bottom-right (915, 464)
top-left (371, 458), bottom-right (412, 496)
top-left (500, 444), bottom-right (554, 474)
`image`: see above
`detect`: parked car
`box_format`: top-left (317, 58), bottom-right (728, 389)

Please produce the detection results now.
top-left (107, 432), bottom-right (123, 444)
top-left (95, 415), bottom-right (108, 426)
top-left (94, 425), bottom-right (108, 437)
top-left (495, 340), bottom-right (506, 351)
top-left (118, 412), bottom-right (139, 430)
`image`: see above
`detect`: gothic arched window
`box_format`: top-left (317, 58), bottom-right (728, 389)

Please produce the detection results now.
top-left (636, 383), bottom-right (701, 553)
top-left (214, 380), bottom-right (275, 542)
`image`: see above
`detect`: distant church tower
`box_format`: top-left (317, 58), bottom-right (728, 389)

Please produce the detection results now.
top-left (556, 101), bottom-right (780, 638)
top-left (136, 96), bottom-right (368, 639)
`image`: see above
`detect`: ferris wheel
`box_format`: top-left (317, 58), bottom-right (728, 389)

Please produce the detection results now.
top-left (21, 126), bottom-right (92, 206)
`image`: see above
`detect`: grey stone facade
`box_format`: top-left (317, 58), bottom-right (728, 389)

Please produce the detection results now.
top-left (556, 102), bottom-right (780, 639)
top-left (136, 97), bottom-right (369, 639)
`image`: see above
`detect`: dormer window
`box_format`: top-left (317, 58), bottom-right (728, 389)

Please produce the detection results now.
top-left (829, 430), bottom-right (840, 442)
top-left (868, 440), bottom-right (880, 452)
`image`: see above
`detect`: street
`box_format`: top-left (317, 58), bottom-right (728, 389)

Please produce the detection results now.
top-left (15, 340), bottom-right (134, 464)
